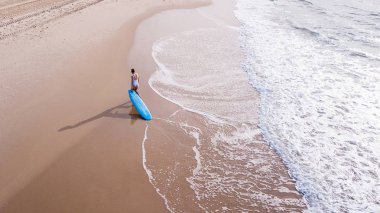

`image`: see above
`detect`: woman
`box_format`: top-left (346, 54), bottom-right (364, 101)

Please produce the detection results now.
top-left (131, 68), bottom-right (139, 94)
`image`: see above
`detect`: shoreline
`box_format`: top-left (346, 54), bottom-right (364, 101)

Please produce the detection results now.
top-left (130, 1), bottom-right (306, 211)
top-left (0, 0), bottom-right (211, 212)
top-left (0, 0), bottom-right (308, 211)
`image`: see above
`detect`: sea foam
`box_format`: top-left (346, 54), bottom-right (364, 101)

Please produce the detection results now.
top-left (235, 0), bottom-right (380, 212)
top-left (146, 27), bottom-right (306, 212)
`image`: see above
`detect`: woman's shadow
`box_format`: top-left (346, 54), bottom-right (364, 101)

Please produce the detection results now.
top-left (58, 101), bottom-right (140, 132)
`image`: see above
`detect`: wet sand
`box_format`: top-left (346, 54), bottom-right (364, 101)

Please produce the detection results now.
top-left (0, 0), bottom-right (209, 212)
top-left (0, 0), bottom-right (306, 212)
top-left (130, 1), bottom-right (306, 212)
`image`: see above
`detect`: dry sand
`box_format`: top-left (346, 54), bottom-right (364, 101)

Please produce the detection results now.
top-left (0, 0), bottom-right (306, 211)
top-left (0, 0), bottom-right (210, 212)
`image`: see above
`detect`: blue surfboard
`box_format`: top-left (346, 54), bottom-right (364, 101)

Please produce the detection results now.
top-left (128, 90), bottom-right (152, 120)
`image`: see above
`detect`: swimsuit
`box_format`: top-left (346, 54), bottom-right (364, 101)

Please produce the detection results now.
top-left (132, 74), bottom-right (139, 87)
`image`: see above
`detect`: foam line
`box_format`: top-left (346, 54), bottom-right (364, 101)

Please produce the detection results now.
top-left (142, 124), bottom-right (174, 213)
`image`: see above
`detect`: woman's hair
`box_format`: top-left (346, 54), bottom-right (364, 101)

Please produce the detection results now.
top-left (131, 68), bottom-right (135, 73)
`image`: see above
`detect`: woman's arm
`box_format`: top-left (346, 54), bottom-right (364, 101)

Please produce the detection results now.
top-left (131, 75), bottom-right (133, 89)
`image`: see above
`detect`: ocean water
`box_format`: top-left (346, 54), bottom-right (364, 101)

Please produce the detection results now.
top-left (145, 0), bottom-right (380, 212)
top-left (235, 0), bottom-right (380, 212)
top-left (146, 27), bottom-right (305, 212)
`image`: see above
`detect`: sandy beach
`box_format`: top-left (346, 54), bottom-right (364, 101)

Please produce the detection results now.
top-left (0, 0), bottom-right (307, 212)
top-left (133, 2), bottom-right (306, 211)
top-left (0, 0), bottom-right (209, 212)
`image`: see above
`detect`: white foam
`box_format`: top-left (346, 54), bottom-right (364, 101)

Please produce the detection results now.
top-left (149, 28), bottom-right (259, 124)
top-left (150, 33), bottom-right (241, 125)
top-left (148, 27), bottom-right (306, 211)
top-left (142, 124), bottom-right (174, 213)
top-left (235, 0), bottom-right (380, 212)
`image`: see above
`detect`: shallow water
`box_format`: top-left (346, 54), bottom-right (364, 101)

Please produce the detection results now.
top-left (235, 0), bottom-right (380, 212)
top-left (146, 27), bottom-right (305, 211)
top-left (144, 0), bottom-right (380, 212)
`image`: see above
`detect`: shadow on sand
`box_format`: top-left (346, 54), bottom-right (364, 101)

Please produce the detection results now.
top-left (58, 101), bottom-right (140, 132)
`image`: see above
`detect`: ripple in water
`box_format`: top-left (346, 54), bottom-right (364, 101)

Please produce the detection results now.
top-left (146, 28), bottom-right (306, 212)
top-left (235, 0), bottom-right (380, 212)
